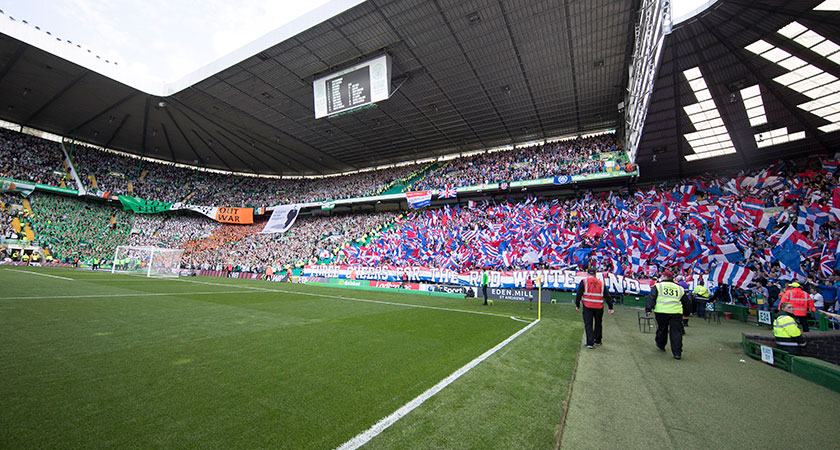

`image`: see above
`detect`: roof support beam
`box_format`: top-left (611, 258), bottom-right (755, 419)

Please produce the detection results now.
top-left (699, 16), bottom-right (829, 151)
top-left (23, 70), bottom-right (88, 125)
top-left (498, 0), bottom-right (546, 138)
top-left (159, 122), bottom-right (177, 162)
top-left (104, 114), bottom-right (130, 149)
top-left (726, 0), bottom-right (840, 29)
top-left (0, 43), bottom-right (24, 85)
top-left (562, 0), bottom-right (582, 132)
top-left (67, 92), bottom-right (138, 134)
top-left (163, 107), bottom-right (204, 166)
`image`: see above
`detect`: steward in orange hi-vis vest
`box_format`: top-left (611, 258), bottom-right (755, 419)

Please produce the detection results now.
top-left (575, 267), bottom-right (615, 348)
top-left (779, 281), bottom-right (815, 332)
top-left (581, 277), bottom-right (606, 309)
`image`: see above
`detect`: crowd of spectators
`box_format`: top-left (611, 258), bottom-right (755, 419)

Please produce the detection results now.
top-left (336, 155), bottom-right (840, 316)
top-left (0, 128), bottom-right (625, 208)
top-left (26, 193), bottom-right (133, 264)
top-left (7, 144), bottom-right (840, 320)
top-left (174, 211), bottom-right (395, 271)
top-left (69, 141), bottom-right (424, 205)
top-left (0, 129), bottom-right (66, 187)
top-left (410, 134), bottom-right (621, 191)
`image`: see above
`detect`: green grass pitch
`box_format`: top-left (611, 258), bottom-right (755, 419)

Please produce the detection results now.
top-left (0, 267), bottom-right (581, 449)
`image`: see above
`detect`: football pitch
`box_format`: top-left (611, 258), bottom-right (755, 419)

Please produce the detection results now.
top-left (0, 267), bottom-right (581, 449)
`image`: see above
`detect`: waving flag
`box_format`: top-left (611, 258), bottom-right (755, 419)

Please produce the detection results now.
top-left (709, 243), bottom-right (744, 263)
top-left (405, 191), bottom-right (431, 209)
top-left (771, 224), bottom-right (816, 254)
top-left (772, 240), bottom-right (806, 277)
top-left (820, 243), bottom-right (837, 277)
top-left (710, 262), bottom-right (755, 289)
top-left (438, 186), bottom-right (457, 199)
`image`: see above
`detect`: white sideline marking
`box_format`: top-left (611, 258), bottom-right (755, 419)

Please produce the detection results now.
top-left (2, 268), bottom-right (74, 280)
top-left (165, 277), bottom-right (523, 320)
top-left (336, 318), bottom-right (540, 450)
top-left (0, 291), bottom-right (244, 300)
top-left (510, 316), bottom-right (532, 323)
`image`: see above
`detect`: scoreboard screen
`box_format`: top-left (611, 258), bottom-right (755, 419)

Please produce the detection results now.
top-left (313, 54), bottom-right (391, 118)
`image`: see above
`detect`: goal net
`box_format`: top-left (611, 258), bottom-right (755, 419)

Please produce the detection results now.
top-left (111, 246), bottom-right (184, 278)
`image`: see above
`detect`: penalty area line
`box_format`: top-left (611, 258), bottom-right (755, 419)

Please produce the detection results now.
top-left (2, 268), bottom-right (74, 280)
top-left (336, 318), bottom-right (540, 450)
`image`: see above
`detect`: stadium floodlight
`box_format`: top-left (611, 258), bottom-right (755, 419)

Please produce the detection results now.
top-left (111, 245), bottom-right (183, 278)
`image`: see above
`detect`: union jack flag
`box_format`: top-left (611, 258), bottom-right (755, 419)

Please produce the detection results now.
top-left (438, 186), bottom-right (457, 198)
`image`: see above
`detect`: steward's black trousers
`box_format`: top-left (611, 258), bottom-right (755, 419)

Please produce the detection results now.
top-left (582, 307), bottom-right (604, 346)
top-left (654, 313), bottom-right (684, 356)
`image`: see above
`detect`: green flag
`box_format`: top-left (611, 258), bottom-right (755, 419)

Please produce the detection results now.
top-left (118, 195), bottom-right (173, 214)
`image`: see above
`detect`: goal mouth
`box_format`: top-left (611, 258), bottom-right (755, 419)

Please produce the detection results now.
top-left (111, 245), bottom-right (184, 278)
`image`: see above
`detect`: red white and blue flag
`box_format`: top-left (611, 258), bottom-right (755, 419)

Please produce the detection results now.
top-left (710, 262), bottom-right (755, 289)
top-left (438, 186), bottom-right (457, 199)
top-left (405, 191), bottom-right (431, 209)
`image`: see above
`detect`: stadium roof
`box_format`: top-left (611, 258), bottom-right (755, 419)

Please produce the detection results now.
top-left (636, 0), bottom-right (840, 180)
top-left (0, 0), bottom-right (636, 176)
top-left (0, 0), bottom-right (838, 180)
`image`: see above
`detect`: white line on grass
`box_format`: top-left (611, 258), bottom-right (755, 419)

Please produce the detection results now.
top-left (2, 268), bottom-right (74, 280)
top-left (0, 291), bottom-right (244, 301)
top-left (510, 316), bottom-right (532, 323)
top-left (336, 318), bottom-right (541, 450)
top-left (164, 277), bottom-right (525, 320)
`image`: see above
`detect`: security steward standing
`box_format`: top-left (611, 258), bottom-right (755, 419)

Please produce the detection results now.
top-left (575, 266), bottom-right (614, 349)
top-left (692, 279), bottom-right (711, 319)
top-left (646, 269), bottom-right (692, 360)
top-left (481, 269), bottom-right (489, 305)
top-left (774, 302), bottom-right (806, 355)
top-left (778, 281), bottom-right (814, 332)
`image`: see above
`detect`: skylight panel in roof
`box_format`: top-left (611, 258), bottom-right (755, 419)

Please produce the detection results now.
top-left (794, 30), bottom-right (825, 49)
top-left (745, 23), bottom-right (840, 134)
top-left (754, 127), bottom-right (805, 148)
top-left (683, 67), bottom-right (702, 81)
top-left (778, 22), bottom-right (807, 38)
top-left (745, 40), bottom-right (773, 55)
top-left (682, 66), bottom-right (737, 161)
top-left (814, 0), bottom-right (840, 11)
top-left (740, 85), bottom-right (767, 127)
top-left (778, 56), bottom-right (808, 71)
top-left (812, 40), bottom-right (840, 57)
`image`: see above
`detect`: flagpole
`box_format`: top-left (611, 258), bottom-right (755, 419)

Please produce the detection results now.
top-left (537, 276), bottom-right (542, 320)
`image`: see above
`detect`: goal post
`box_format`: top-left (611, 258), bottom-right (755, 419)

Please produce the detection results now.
top-left (111, 245), bottom-right (184, 278)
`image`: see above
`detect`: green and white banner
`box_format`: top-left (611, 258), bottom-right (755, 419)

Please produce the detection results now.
top-left (0, 178), bottom-right (35, 197)
top-left (118, 195), bottom-right (174, 214)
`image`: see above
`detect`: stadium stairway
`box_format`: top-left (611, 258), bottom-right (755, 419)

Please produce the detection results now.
top-left (560, 305), bottom-right (840, 449)
top-left (379, 162), bottom-right (442, 196)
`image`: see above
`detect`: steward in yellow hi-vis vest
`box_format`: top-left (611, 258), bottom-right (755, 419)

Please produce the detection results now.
top-left (692, 280), bottom-right (711, 319)
top-left (575, 266), bottom-right (615, 348)
top-left (774, 302), bottom-right (806, 355)
top-left (646, 269), bottom-right (691, 360)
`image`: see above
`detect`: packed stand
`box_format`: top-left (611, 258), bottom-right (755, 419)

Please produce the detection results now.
top-left (410, 134), bottom-right (621, 191)
top-left (179, 211), bottom-right (395, 271)
top-left (0, 129), bottom-right (67, 187)
top-left (337, 156), bottom-right (840, 313)
top-left (26, 193), bottom-right (133, 264)
top-left (68, 140), bottom-right (424, 205)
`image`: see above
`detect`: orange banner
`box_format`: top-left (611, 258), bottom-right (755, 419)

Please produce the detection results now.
top-left (215, 207), bottom-right (254, 224)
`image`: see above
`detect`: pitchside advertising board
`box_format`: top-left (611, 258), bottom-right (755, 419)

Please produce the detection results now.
top-left (488, 288), bottom-right (550, 303)
top-left (313, 54), bottom-right (392, 118)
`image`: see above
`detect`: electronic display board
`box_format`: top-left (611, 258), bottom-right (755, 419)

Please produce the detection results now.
top-left (313, 54), bottom-right (391, 118)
